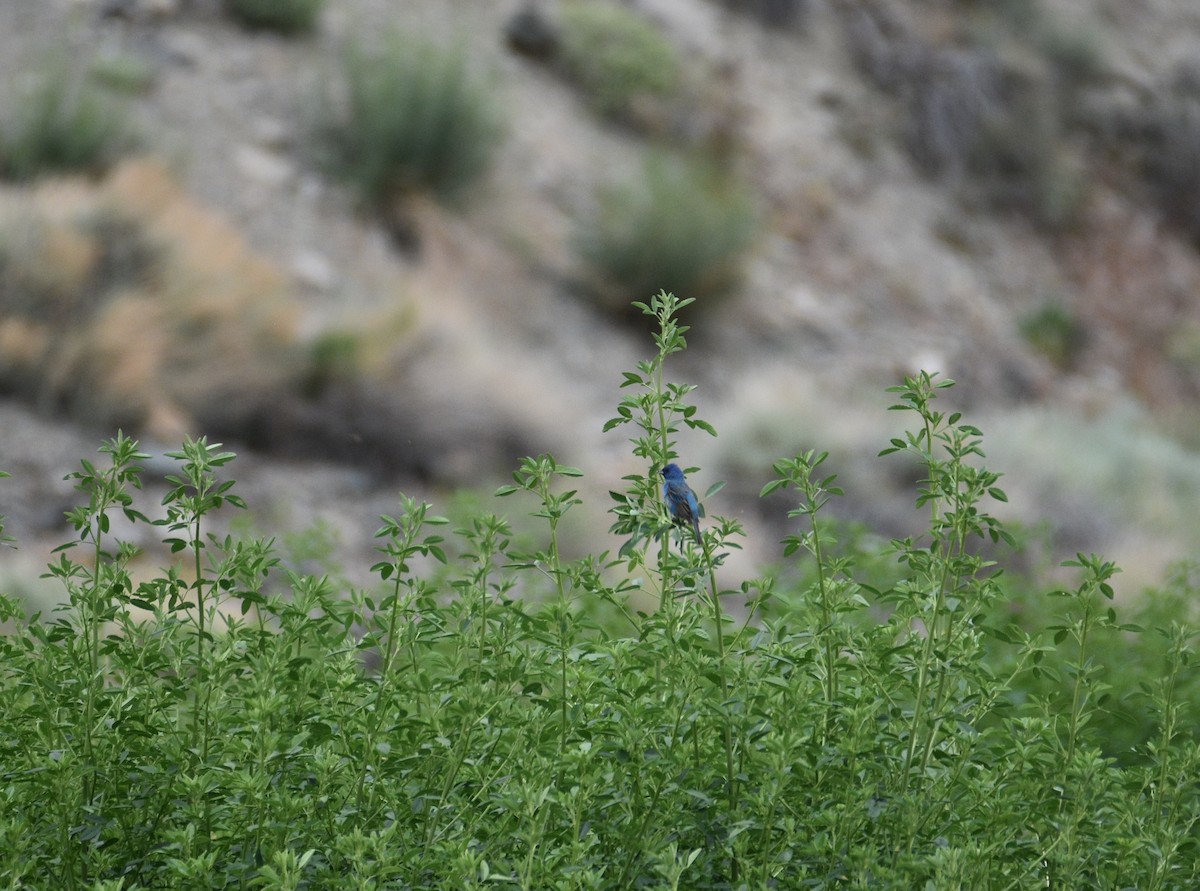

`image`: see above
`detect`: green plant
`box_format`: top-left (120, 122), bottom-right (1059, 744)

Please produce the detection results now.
top-left (1019, 300), bottom-right (1086, 368)
top-left (222, 0), bottom-right (323, 35)
top-left (317, 33), bottom-right (502, 207)
top-left (0, 58), bottom-right (135, 181)
top-left (89, 53), bottom-right (157, 95)
top-left (558, 2), bottom-right (681, 123)
top-left (0, 293), bottom-right (1198, 888)
top-left (302, 329), bottom-right (360, 397)
top-left (575, 156), bottom-right (756, 315)
top-left (989, 559), bottom-right (1200, 762)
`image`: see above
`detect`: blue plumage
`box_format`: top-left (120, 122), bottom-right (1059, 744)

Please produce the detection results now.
top-left (661, 463), bottom-right (701, 544)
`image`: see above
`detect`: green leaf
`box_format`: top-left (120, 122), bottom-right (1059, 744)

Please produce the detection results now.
top-left (759, 479), bottom-right (786, 497)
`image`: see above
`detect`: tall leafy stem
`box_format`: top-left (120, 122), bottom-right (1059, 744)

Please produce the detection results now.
top-left (1044, 550), bottom-right (1131, 886)
top-left (879, 373), bottom-right (1012, 793)
top-left (452, 513), bottom-right (515, 691)
top-left (498, 454), bottom-right (585, 754)
top-left (54, 433), bottom-right (149, 806)
top-left (157, 437), bottom-right (244, 761)
top-left (1053, 555), bottom-right (1119, 768)
top-left (358, 495), bottom-right (448, 811)
top-left (1143, 621), bottom-right (1200, 891)
top-left (762, 450), bottom-right (847, 732)
top-left (604, 291), bottom-right (747, 879)
top-left (604, 291), bottom-right (715, 609)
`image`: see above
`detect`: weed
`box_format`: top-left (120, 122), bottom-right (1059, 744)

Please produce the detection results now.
top-left (316, 32), bottom-right (502, 208)
top-left (0, 57), bottom-right (136, 181)
top-left (558, 2), bottom-right (681, 125)
top-left (1019, 300), bottom-right (1086, 369)
top-left (89, 53), bottom-right (157, 96)
top-left (574, 155), bottom-right (756, 316)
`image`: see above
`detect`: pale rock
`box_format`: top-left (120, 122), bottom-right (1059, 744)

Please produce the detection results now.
top-left (292, 249), bottom-right (338, 291)
top-left (235, 144), bottom-right (294, 188)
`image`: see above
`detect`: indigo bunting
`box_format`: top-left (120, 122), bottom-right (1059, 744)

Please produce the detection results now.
top-left (661, 463), bottom-right (701, 544)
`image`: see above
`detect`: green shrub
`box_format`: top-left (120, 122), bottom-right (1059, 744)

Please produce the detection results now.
top-left (89, 52), bottom-right (157, 96)
top-left (990, 560), bottom-right (1200, 763)
top-left (317, 33), bottom-right (502, 207)
top-left (575, 156), bottom-right (756, 314)
top-left (1019, 300), bottom-right (1086, 368)
top-left (558, 1), bottom-right (681, 123)
top-left (0, 59), bottom-right (135, 181)
top-left (222, 0), bottom-right (323, 34)
top-left (0, 294), bottom-right (1197, 888)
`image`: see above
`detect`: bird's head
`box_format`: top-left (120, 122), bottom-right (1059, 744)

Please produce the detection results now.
top-left (661, 463), bottom-right (684, 482)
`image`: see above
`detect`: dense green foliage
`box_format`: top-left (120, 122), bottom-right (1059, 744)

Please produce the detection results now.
top-left (1, 293), bottom-right (1197, 889)
top-left (316, 33), bottom-right (502, 208)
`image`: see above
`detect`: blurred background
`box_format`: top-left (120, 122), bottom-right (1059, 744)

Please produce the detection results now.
top-left (2, 0), bottom-right (1199, 608)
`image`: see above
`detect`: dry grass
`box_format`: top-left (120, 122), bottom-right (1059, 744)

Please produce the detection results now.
top-left (0, 158), bottom-right (300, 440)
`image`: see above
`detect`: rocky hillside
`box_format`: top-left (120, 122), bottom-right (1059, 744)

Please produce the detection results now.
top-left (3, 0), bottom-right (1200, 601)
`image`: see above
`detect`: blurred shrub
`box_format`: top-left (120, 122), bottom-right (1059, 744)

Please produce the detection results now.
top-left (1142, 95), bottom-right (1200, 243)
top-left (0, 159), bottom-right (518, 479)
top-left (840, 4), bottom-right (1095, 230)
top-left (90, 53), bottom-right (157, 96)
top-left (316, 33), bottom-right (502, 208)
top-left (302, 329), bottom-right (360, 398)
top-left (0, 59), bottom-right (135, 181)
top-left (558, 2), bottom-right (681, 125)
top-left (505, 2), bottom-right (561, 61)
top-left (574, 154), bottom-right (755, 315)
top-left (903, 47), bottom-right (1004, 175)
top-left (1037, 23), bottom-right (1106, 92)
top-left (903, 47), bottom-right (1084, 227)
top-left (1018, 301), bottom-right (1086, 370)
top-left (222, 0), bottom-right (323, 34)
top-left (719, 0), bottom-right (809, 29)
top-left (0, 160), bottom-right (300, 438)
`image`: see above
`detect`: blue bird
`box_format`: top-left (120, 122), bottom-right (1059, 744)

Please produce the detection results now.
top-left (661, 463), bottom-right (701, 545)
